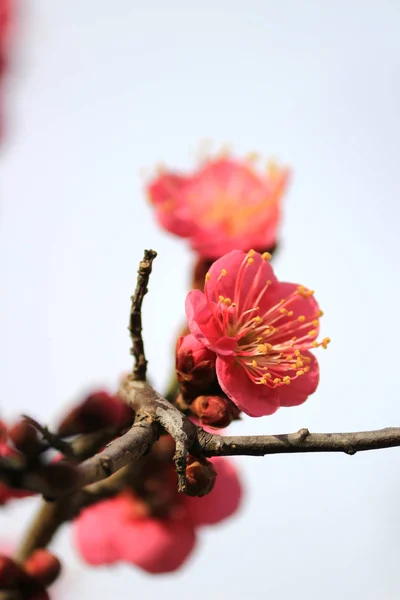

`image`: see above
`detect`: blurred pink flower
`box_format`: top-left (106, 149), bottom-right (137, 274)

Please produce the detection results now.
top-left (73, 456), bottom-right (242, 573)
top-left (185, 250), bottom-right (330, 417)
top-left (0, 0), bottom-right (11, 141)
top-left (147, 155), bottom-right (289, 259)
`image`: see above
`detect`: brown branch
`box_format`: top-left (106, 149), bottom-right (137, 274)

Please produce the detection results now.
top-left (197, 426), bottom-right (400, 456)
top-left (129, 249), bottom-right (157, 381)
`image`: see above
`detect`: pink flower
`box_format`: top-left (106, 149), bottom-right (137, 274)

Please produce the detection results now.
top-left (185, 250), bottom-right (330, 417)
top-left (73, 456), bottom-right (242, 573)
top-left (147, 155), bottom-right (289, 258)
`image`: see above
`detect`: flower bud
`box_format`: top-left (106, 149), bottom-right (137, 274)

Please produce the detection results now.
top-left (8, 421), bottom-right (41, 457)
top-left (24, 550), bottom-right (61, 587)
top-left (191, 395), bottom-right (240, 429)
top-left (185, 456), bottom-right (217, 497)
top-left (191, 258), bottom-right (213, 291)
top-left (0, 555), bottom-right (22, 589)
top-left (176, 335), bottom-right (217, 401)
top-left (57, 391), bottom-right (133, 436)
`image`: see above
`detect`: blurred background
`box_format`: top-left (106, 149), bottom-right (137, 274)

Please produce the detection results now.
top-left (1, 1), bottom-right (400, 598)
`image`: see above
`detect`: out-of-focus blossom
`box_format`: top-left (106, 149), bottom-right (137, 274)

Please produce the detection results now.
top-left (0, 420), bottom-right (32, 505)
top-left (0, 0), bottom-right (11, 141)
top-left (57, 390), bottom-right (133, 436)
top-left (147, 154), bottom-right (289, 259)
top-left (73, 455), bottom-right (242, 573)
top-left (185, 250), bottom-right (330, 417)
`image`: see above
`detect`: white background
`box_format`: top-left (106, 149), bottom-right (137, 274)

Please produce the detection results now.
top-left (1, 1), bottom-right (400, 598)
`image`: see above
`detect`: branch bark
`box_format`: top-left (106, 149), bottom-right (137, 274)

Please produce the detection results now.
top-left (129, 249), bottom-right (157, 381)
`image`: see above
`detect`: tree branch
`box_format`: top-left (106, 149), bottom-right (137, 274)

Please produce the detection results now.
top-left (197, 426), bottom-right (400, 456)
top-left (129, 249), bottom-right (157, 381)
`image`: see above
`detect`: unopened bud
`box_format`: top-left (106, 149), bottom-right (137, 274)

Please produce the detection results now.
top-left (191, 395), bottom-right (240, 429)
top-left (185, 456), bottom-right (217, 497)
top-left (0, 555), bottom-right (22, 589)
top-left (191, 258), bottom-right (214, 291)
top-left (24, 550), bottom-right (61, 587)
top-left (176, 335), bottom-right (217, 400)
top-left (8, 421), bottom-right (41, 457)
top-left (57, 391), bottom-right (133, 436)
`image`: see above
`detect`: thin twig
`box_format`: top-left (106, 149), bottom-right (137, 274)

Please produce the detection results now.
top-left (22, 415), bottom-right (76, 460)
top-left (197, 426), bottom-right (400, 456)
top-left (129, 249), bottom-right (157, 381)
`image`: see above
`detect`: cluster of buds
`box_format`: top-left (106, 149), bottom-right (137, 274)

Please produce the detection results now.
top-left (176, 334), bottom-right (241, 429)
top-left (0, 419), bottom-right (79, 504)
top-left (0, 549), bottom-right (61, 599)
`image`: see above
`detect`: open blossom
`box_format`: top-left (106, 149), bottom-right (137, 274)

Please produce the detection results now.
top-left (74, 456), bottom-right (242, 573)
top-left (185, 250), bottom-right (330, 417)
top-left (147, 154), bottom-right (289, 258)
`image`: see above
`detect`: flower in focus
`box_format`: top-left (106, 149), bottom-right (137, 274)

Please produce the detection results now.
top-left (185, 250), bottom-right (330, 417)
top-left (147, 153), bottom-right (289, 259)
top-left (73, 456), bottom-right (242, 573)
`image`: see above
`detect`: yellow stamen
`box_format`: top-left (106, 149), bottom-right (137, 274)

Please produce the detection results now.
top-left (296, 370), bottom-right (304, 376)
top-left (205, 272), bottom-right (211, 281)
top-left (262, 252), bottom-right (272, 261)
top-left (298, 315), bottom-right (306, 322)
top-left (321, 337), bottom-right (331, 349)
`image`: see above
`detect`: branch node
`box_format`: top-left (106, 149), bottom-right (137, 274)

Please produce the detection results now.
top-left (297, 428), bottom-right (310, 443)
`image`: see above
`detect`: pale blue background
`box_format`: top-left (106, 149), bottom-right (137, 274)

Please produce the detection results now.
top-left (1, 1), bottom-right (400, 598)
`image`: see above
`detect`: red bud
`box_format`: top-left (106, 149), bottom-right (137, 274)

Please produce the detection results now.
top-left (185, 456), bottom-right (217, 497)
top-left (191, 395), bottom-right (240, 429)
top-left (176, 335), bottom-right (217, 400)
top-left (24, 550), bottom-right (61, 587)
top-left (57, 391), bottom-right (133, 436)
top-left (0, 555), bottom-right (23, 589)
top-left (8, 421), bottom-right (41, 457)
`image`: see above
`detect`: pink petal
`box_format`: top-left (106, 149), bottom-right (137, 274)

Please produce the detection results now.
top-left (216, 356), bottom-right (280, 417)
top-left (147, 173), bottom-right (198, 238)
top-left (185, 456), bottom-right (242, 526)
top-left (73, 499), bottom-right (122, 565)
top-left (278, 351), bottom-right (320, 407)
top-left (259, 280), bottom-right (320, 330)
top-left (185, 290), bottom-right (237, 355)
top-left (116, 516), bottom-right (196, 574)
top-left (206, 251), bottom-right (277, 311)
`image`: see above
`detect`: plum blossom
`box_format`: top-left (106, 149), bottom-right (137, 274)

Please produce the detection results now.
top-left (73, 456), bottom-right (242, 573)
top-left (147, 154), bottom-right (289, 258)
top-left (185, 250), bottom-right (330, 417)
